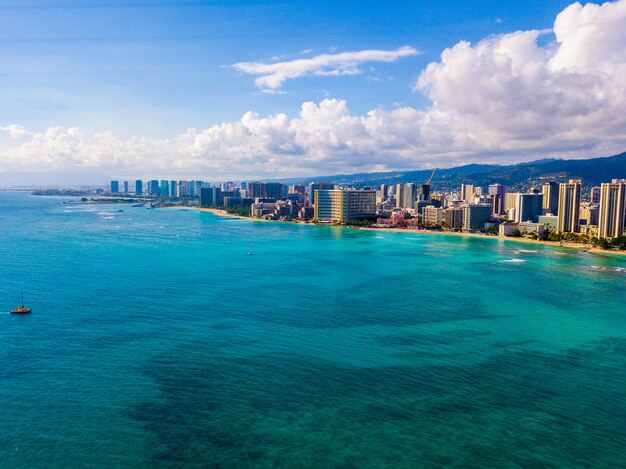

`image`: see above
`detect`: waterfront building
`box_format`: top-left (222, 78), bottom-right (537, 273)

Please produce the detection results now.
top-left (538, 214), bottom-right (559, 231)
top-left (200, 187), bottom-right (222, 206)
top-left (135, 180), bottom-right (143, 196)
top-left (518, 222), bottom-right (545, 236)
top-left (299, 206), bottom-right (314, 220)
top-left (418, 183), bottom-right (430, 202)
top-left (160, 180), bottom-right (169, 197)
top-left (557, 179), bottom-right (582, 233)
top-left (598, 179), bottom-right (626, 238)
top-left (515, 193), bottom-right (543, 223)
top-left (443, 207), bottom-right (463, 229)
top-left (308, 182), bottom-right (334, 207)
top-left (488, 184), bottom-right (506, 216)
top-left (123, 181), bottom-right (129, 193)
top-left (542, 182), bottom-right (558, 215)
top-left (170, 181), bottom-right (177, 196)
top-left (422, 206), bottom-right (444, 226)
top-left (499, 224), bottom-right (520, 236)
top-left (314, 190), bottom-right (376, 223)
top-left (148, 180), bottom-right (159, 196)
top-left (460, 184), bottom-right (474, 203)
top-left (110, 180), bottom-right (119, 193)
top-left (462, 204), bottom-right (492, 231)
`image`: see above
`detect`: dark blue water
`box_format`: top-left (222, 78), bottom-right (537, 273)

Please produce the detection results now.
top-left (1, 191), bottom-right (625, 467)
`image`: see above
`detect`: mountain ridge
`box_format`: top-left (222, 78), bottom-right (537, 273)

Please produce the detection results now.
top-left (276, 152), bottom-right (626, 189)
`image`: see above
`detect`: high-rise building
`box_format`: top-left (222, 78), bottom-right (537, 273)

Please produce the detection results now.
top-left (135, 180), bottom-right (143, 196)
top-left (177, 181), bottom-right (190, 197)
top-left (160, 180), bottom-right (169, 197)
top-left (170, 180), bottom-right (177, 196)
top-left (248, 182), bottom-right (265, 198)
top-left (290, 185), bottom-right (306, 195)
top-left (429, 193), bottom-right (447, 209)
top-left (557, 179), bottom-right (582, 233)
top-left (515, 193), bottom-right (543, 223)
top-left (314, 190), bottom-right (376, 223)
top-left (462, 204), bottom-right (492, 231)
top-left (309, 182), bottom-right (334, 206)
top-left (380, 184), bottom-right (389, 201)
top-left (460, 184), bottom-right (474, 203)
top-left (598, 180), bottom-right (626, 238)
top-left (396, 183), bottom-right (417, 209)
top-left (110, 180), bottom-right (119, 193)
top-left (200, 187), bottom-right (222, 206)
top-left (488, 184), bottom-right (506, 216)
top-left (418, 184), bottom-right (430, 202)
top-left (542, 182), bottom-right (558, 215)
top-left (265, 182), bottom-right (284, 199)
top-left (148, 180), bottom-right (159, 196)
top-left (505, 193), bottom-right (518, 213)
top-left (590, 186), bottom-right (601, 204)
top-left (123, 181), bottom-right (129, 193)
top-left (443, 207), bottom-right (463, 229)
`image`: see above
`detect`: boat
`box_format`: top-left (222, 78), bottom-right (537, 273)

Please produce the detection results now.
top-left (11, 292), bottom-right (31, 314)
top-left (246, 252), bottom-right (255, 256)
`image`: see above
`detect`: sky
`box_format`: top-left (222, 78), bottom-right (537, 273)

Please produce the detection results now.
top-left (0, 0), bottom-right (625, 184)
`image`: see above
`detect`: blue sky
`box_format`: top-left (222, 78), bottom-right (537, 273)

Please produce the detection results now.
top-left (0, 0), bottom-right (572, 136)
top-left (1, 0), bottom-right (625, 182)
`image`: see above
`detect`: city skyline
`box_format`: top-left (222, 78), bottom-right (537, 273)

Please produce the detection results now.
top-left (1, 0), bottom-right (625, 184)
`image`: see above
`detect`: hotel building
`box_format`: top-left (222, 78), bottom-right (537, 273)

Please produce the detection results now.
top-left (598, 180), bottom-right (626, 238)
top-left (314, 190), bottom-right (377, 223)
top-left (557, 179), bottom-right (582, 233)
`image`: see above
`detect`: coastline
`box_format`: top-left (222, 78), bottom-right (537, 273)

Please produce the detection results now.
top-left (164, 205), bottom-right (626, 258)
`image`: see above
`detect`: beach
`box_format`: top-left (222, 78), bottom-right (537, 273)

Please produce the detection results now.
top-left (166, 205), bottom-right (626, 257)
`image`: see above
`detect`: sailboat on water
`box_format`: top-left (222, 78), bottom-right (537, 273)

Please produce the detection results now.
top-left (11, 292), bottom-right (31, 314)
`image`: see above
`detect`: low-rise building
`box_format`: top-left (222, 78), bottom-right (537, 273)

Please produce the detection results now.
top-left (538, 214), bottom-right (558, 231)
top-left (518, 222), bottom-right (545, 236)
top-left (422, 206), bottom-right (444, 226)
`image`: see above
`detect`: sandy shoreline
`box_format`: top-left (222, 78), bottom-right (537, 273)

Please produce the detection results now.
top-left (164, 205), bottom-right (626, 258)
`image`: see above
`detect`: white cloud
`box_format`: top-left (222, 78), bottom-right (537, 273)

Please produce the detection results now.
top-left (414, 0), bottom-right (626, 154)
top-left (232, 46), bottom-right (420, 90)
top-left (2, 0), bottom-right (626, 181)
top-left (1, 124), bottom-right (31, 139)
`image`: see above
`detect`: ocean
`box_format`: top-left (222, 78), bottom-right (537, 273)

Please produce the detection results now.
top-left (1, 190), bottom-right (625, 468)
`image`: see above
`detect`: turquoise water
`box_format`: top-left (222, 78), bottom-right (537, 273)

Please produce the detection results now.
top-left (1, 191), bottom-right (625, 468)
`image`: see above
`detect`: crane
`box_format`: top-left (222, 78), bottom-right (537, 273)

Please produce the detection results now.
top-left (426, 168), bottom-right (437, 184)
